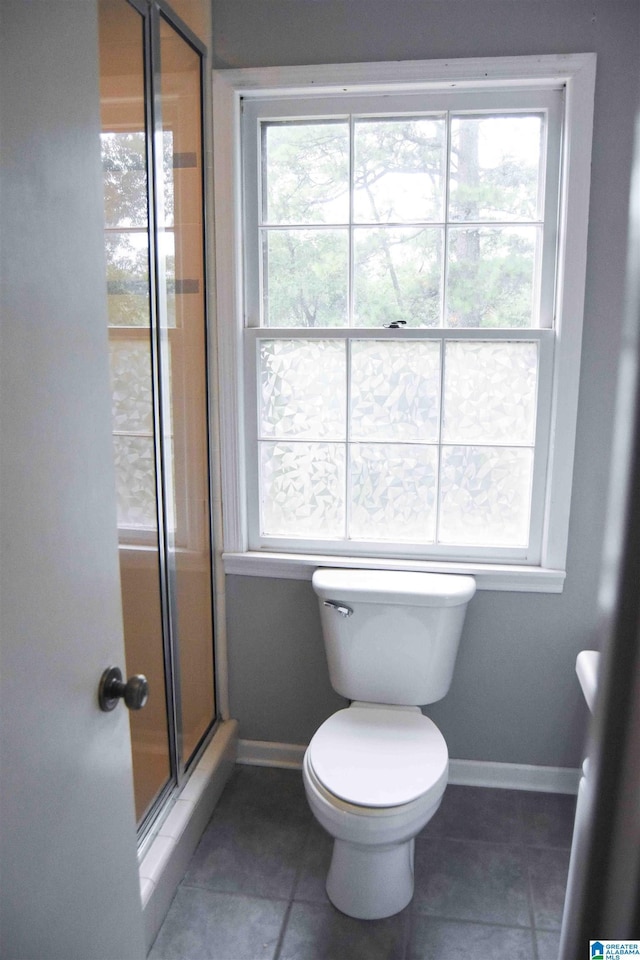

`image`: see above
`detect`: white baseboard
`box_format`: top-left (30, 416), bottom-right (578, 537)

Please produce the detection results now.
top-left (237, 738), bottom-right (306, 770)
top-left (237, 738), bottom-right (580, 795)
top-left (448, 758), bottom-right (580, 794)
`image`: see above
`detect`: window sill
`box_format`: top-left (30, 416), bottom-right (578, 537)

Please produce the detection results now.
top-left (221, 551), bottom-right (565, 593)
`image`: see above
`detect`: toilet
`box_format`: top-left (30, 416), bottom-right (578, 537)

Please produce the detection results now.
top-left (303, 568), bottom-right (476, 920)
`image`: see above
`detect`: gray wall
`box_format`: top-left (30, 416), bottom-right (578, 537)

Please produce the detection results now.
top-left (217, 0), bottom-right (640, 767)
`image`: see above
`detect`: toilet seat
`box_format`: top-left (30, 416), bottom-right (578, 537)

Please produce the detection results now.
top-left (306, 704), bottom-right (448, 808)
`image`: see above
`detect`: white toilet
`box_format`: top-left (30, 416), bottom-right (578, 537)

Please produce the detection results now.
top-left (303, 568), bottom-right (476, 920)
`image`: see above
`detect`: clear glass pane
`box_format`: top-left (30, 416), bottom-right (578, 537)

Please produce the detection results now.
top-left (161, 229), bottom-right (176, 328)
top-left (353, 117), bottom-right (446, 223)
top-left (101, 132), bottom-right (148, 228)
top-left (353, 226), bottom-right (443, 328)
top-left (443, 340), bottom-right (538, 444)
top-left (446, 226), bottom-right (539, 328)
top-left (104, 232), bottom-right (150, 327)
top-left (109, 338), bottom-right (154, 434)
top-left (262, 121), bottom-right (349, 225)
top-left (99, 0), bottom-right (171, 827)
top-left (449, 114), bottom-right (543, 222)
top-left (263, 228), bottom-right (348, 327)
top-left (160, 15), bottom-right (215, 764)
top-left (349, 443), bottom-right (437, 541)
top-left (260, 339), bottom-right (346, 439)
top-left (438, 445), bottom-right (533, 546)
top-left (350, 340), bottom-right (441, 441)
top-left (165, 0), bottom-right (209, 42)
top-left (112, 434), bottom-right (157, 529)
top-left (260, 441), bottom-right (345, 538)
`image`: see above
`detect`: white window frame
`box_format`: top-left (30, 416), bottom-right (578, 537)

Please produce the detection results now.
top-left (212, 54), bottom-right (596, 593)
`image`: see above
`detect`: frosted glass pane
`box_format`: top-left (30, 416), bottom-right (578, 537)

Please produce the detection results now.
top-left (263, 229), bottom-right (348, 327)
top-left (350, 340), bottom-right (441, 441)
top-left (260, 339), bottom-right (346, 439)
top-left (449, 115), bottom-right (543, 222)
top-left (260, 442), bottom-right (345, 538)
top-left (262, 121), bottom-right (349, 225)
top-left (353, 227), bottom-right (443, 328)
top-left (446, 226), bottom-right (539, 328)
top-left (349, 443), bottom-right (437, 542)
top-left (113, 434), bottom-right (157, 529)
top-left (353, 117), bottom-right (446, 223)
top-left (109, 339), bottom-right (153, 434)
top-left (105, 231), bottom-right (150, 327)
top-left (443, 341), bottom-right (538, 444)
top-left (439, 445), bottom-right (532, 546)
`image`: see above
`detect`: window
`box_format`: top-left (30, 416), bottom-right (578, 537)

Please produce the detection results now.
top-left (213, 56), bottom-right (596, 591)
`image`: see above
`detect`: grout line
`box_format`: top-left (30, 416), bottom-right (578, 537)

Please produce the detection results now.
top-left (523, 845), bottom-right (542, 960)
top-left (273, 900), bottom-right (294, 960)
top-left (178, 880), bottom-right (291, 904)
top-left (415, 830), bottom-right (573, 852)
top-left (517, 786), bottom-right (542, 959)
top-left (402, 901), bottom-right (413, 960)
top-left (412, 914), bottom-right (539, 933)
top-left (289, 818), bottom-right (314, 904)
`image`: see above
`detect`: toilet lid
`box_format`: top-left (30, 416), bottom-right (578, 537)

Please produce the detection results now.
top-left (307, 706), bottom-right (448, 808)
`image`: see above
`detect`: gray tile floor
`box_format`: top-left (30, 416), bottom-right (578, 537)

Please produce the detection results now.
top-left (149, 765), bottom-right (576, 960)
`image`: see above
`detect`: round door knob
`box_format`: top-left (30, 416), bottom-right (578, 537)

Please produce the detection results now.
top-left (98, 666), bottom-right (149, 712)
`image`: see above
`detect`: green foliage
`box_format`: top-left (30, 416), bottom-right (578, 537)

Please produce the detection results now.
top-left (261, 113), bottom-right (542, 329)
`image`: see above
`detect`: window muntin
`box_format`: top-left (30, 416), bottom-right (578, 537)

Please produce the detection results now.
top-left (240, 86), bottom-right (564, 563)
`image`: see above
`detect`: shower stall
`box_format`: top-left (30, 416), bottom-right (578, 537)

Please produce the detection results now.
top-left (98, 0), bottom-right (217, 839)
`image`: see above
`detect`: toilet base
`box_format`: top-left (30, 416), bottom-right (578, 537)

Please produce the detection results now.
top-left (326, 836), bottom-right (415, 919)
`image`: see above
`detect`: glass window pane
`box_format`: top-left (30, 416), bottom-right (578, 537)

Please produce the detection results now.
top-left (109, 338), bottom-right (154, 434)
top-left (101, 131), bottom-right (148, 228)
top-left (353, 226), bottom-right (443, 328)
top-left (350, 340), bottom-right (441, 441)
top-left (443, 340), bottom-right (538, 445)
top-left (104, 232), bottom-right (150, 327)
top-left (112, 434), bottom-right (158, 529)
top-left (349, 443), bottom-right (437, 542)
top-left (446, 226), bottom-right (539, 328)
top-left (262, 121), bottom-right (349, 225)
top-left (438, 445), bottom-right (533, 546)
top-left (353, 117), bottom-right (446, 223)
top-left (263, 228), bottom-right (348, 327)
top-left (260, 339), bottom-right (346, 440)
top-left (449, 114), bottom-right (543, 222)
top-left (260, 441), bottom-right (345, 538)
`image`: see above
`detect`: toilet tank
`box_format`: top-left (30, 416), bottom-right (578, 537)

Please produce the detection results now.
top-left (312, 569), bottom-right (476, 706)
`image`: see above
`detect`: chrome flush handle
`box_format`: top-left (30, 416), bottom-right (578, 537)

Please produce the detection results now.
top-left (323, 600), bottom-right (353, 618)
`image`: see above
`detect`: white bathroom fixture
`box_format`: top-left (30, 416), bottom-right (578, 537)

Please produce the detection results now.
top-left (576, 649), bottom-right (600, 715)
top-left (304, 568), bottom-right (476, 920)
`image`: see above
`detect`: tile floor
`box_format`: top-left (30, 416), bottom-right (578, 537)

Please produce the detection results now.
top-left (149, 765), bottom-right (575, 960)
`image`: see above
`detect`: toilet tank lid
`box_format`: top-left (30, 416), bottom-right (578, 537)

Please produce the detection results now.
top-left (312, 569), bottom-right (476, 607)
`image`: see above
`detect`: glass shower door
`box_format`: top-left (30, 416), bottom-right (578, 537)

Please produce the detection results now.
top-left (157, 14), bottom-right (215, 764)
top-left (98, 0), bottom-right (216, 831)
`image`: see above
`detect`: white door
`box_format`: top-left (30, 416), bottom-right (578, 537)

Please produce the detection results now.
top-left (0, 3), bottom-right (146, 958)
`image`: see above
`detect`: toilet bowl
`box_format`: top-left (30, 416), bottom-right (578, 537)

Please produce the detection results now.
top-left (306, 568), bottom-right (475, 920)
top-left (303, 702), bottom-right (448, 919)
